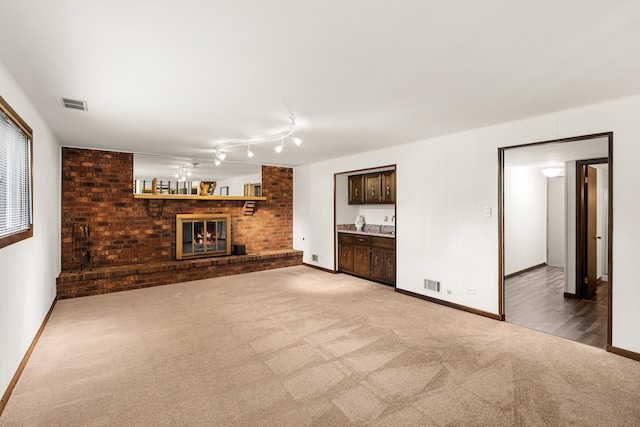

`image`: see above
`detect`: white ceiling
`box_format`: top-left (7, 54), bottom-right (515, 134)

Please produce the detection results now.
top-left (1, 1), bottom-right (640, 175)
top-left (504, 137), bottom-right (609, 168)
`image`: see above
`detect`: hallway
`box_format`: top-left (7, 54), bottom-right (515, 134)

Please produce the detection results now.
top-left (505, 265), bottom-right (608, 348)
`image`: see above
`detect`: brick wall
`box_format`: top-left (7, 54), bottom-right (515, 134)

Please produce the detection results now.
top-left (61, 148), bottom-right (294, 271)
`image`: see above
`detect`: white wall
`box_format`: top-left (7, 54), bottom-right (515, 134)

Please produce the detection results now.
top-left (213, 172), bottom-right (261, 196)
top-left (0, 60), bottom-right (60, 397)
top-left (357, 205), bottom-right (395, 226)
top-left (547, 176), bottom-right (566, 268)
top-left (564, 161), bottom-right (577, 294)
top-left (294, 93), bottom-right (640, 354)
top-left (504, 167), bottom-right (547, 275)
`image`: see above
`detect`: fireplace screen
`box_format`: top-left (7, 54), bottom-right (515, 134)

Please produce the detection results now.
top-left (176, 214), bottom-right (231, 260)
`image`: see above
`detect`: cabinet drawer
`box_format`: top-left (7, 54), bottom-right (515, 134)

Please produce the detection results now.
top-left (353, 235), bottom-right (371, 245)
top-left (371, 236), bottom-right (395, 249)
top-left (338, 233), bottom-right (354, 244)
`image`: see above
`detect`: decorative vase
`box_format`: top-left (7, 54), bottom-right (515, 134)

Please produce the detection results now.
top-left (355, 215), bottom-right (365, 232)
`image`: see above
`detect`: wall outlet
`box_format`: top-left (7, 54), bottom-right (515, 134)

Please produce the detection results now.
top-left (446, 289), bottom-right (451, 295)
top-left (466, 288), bottom-right (476, 295)
top-left (312, 254), bottom-right (319, 262)
top-left (384, 216), bottom-right (388, 222)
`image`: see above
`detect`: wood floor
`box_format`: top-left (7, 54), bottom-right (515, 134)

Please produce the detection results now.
top-left (505, 265), bottom-right (608, 349)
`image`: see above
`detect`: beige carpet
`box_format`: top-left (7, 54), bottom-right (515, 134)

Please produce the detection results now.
top-left (2, 266), bottom-right (640, 426)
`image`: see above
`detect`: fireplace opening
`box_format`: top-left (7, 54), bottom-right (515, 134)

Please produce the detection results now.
top-left (176, 214), bottom-right (231, 260)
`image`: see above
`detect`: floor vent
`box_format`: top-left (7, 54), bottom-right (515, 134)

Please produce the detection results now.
top-left (425, 279), bottom-right (441, 292)
top-left (61, 98), bottom-right (88, 111)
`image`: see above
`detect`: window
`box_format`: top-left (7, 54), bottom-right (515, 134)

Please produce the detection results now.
top-left (0, 95), bottom-right (33, 249)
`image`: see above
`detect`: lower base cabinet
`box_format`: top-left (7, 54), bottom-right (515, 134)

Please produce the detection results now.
top-left (338, 240), bottom-right (354, 272)
top-left (338, 232), bottom-right (395, 285)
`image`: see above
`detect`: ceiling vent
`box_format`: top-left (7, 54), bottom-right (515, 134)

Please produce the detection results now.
top-left (61, 98), bottom-right (88, 111)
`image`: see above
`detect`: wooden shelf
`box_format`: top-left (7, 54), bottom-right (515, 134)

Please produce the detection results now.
top-left (134, 194), bottom-right (267, 201)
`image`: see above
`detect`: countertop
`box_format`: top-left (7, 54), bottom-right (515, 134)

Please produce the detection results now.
top-left (337, 230), bottom-right (395, 238)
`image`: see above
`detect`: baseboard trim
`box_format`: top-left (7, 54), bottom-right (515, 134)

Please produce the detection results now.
top-left (504, 263), bottom-right (547, 280)
top-left (563, 292), bottom-right (580, 299)
top-left (395, 288), bottom-right (503, 321)
top-left (303, 263), bottom-right (336, 274)
top-left (606, 345), bottom-right (640, 362)
top-left (0, 298), bottom-right (56, 416)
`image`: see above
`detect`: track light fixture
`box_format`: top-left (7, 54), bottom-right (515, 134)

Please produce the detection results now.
top-left (275, 136), bottom-right (284, 153)
top-left (212, 113), bottom-right (302, 163)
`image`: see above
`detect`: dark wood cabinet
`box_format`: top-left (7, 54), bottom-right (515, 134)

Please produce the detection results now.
top-left (381, 171), bottom-right (395, 204)
top-left (370, 246), bottom-right (385, 280)
top-left (338, 232), bottom-right (395, 285)
top-left (370, 236), bottom-right (395, 284)
top-left (365, 174), bottom-right (380, 204)
top-left (348, 175), bottom-right (365, 205)
top-left (348, 170), bottom-right (395, 205)
top-left (338, 233), bottom-right (354, 272)
top-left (353, 235), bottom-right (371, 276)
top-left (383, 249), bottom-right (395, 283)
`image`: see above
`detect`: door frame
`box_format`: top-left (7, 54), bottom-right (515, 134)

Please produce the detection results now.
top-left (498, 132), bottom-right (613, 347)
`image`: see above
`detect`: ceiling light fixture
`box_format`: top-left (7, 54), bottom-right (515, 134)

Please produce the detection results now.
top-left (213, 113), bottom-right (302, 163)
top-left (540, 165), bottom-right (564, 177)
top-left (275, 136), bottom-right (284, 153)
top-left (174, 164), bottom-right (193, 182)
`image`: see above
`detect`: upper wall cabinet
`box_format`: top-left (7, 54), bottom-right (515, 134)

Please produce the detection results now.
top-left (348, 170), bottom-right (395, 205)
top-left (381, 171), bottom-right (395, 204)
top-left (349, 175), bottom-right (365, 205)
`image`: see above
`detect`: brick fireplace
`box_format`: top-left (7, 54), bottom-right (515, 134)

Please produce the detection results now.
top-left (57, 148), bottom-right (302, 298)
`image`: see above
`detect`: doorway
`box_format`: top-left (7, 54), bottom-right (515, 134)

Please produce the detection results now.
top-left (498, 133), bottom-right (613, 349)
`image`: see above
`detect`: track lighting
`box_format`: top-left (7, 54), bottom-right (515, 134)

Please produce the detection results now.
top-left (275, 136), bottom-right (284, 153)
top-left (213, 112), bottom-right (301, 162)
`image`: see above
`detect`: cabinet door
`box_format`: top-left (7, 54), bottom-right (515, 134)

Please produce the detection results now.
top-left (338, 243), bottom-right (354, 272)
top-left (365, 174), bottom-right (381, 204)
top-left (370, 246), bottom-right (384, 280)
top-left (354, 244), bottom-right (371, 276)
top-left (381, 171), bottom-right (395, 204)
top-left (348, 175), bottom-right (364, 205)
top-left (383, 249), bottom-right (396, 284)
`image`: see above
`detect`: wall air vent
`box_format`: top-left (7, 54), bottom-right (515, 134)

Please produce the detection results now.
top-left (61, 98), bottom-right (88, 111)
top-left (424, 279), bottom-right (441, 292)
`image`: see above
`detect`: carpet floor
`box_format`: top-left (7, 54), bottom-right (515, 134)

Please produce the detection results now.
top-left (1, 266), bottom-right (639, 426)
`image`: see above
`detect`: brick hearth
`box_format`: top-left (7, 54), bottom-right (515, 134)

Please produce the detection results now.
top-left (56, 249), bottom-right (302, 299)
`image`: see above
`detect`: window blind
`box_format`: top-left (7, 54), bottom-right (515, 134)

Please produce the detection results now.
top-left (0, 109), bottom-right (32, 239)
